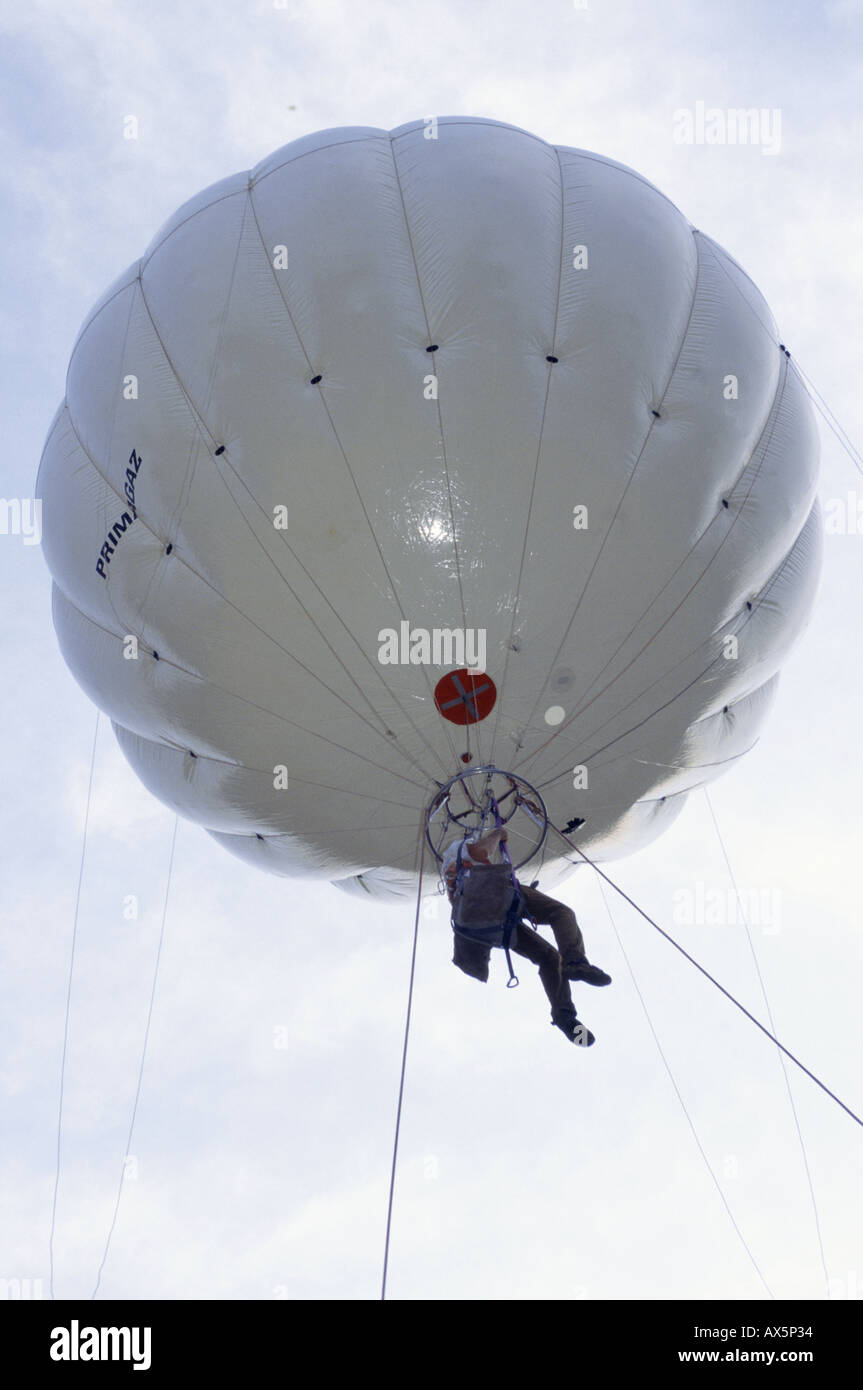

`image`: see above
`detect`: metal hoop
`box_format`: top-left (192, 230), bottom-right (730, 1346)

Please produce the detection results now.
top-left (424, 764), bottom-right (548, 872)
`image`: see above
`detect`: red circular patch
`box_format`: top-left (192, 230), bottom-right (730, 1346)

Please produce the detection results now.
top-left (434, 669), bottom-right (497, 725)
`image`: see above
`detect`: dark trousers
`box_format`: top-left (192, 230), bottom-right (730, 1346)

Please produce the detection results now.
top-left (452, 881), bottom-right (585, 1014)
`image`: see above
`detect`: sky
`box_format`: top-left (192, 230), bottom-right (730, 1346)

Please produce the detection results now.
top-left (2, 0), bottom-right (862, 1303)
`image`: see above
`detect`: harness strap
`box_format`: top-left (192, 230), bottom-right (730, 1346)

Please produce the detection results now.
top-left (500, 885), bottom-right (524, 988)
top-left (453, 836), bottom-right (522, 988)
top-left (504, 945), bottom-right (519, 988)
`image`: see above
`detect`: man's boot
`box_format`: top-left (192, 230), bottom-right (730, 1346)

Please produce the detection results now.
top-left (562, 955), bottom-right (612, 986)
top-left (551, 1005), bottom-right (595, 1047)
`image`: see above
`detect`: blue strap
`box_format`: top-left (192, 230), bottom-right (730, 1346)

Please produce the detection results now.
top-left (504, 946), bottom-right (519, 988)
top-left (500, 887), bottom-right (523, 987)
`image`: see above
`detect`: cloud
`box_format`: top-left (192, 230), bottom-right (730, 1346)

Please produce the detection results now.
top-left (3, 0), bottom-right (862, 1303)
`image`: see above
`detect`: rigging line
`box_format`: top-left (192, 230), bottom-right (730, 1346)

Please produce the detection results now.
top-left (548, 820), bottom-right (863, 1130)
top-left (511, 225), bottom-right (706, 748)
top-left (141, 214), bottom-right (454, 787)
top-left (488, 146), bottom-right (566, 770)
top-left (512, 362), bottom-right (790, 781)
top-left (695, 234), bottom-right (781, 347)
top-left (49, 710), bottom-right (100, 1301)
top-left (251, 134), bottom-right (379, 192)
top-left (795, 359), bottom-right (860, 458)
top-left (530, 361), bottom-right (787, 751)
top-left (381, 823), bottom-right (427, 1301)
top-left (519, 743), bottom-right (755, 838)
top-left (196, 261), bottom-right (453, 779)
top-left (524, 621), bottom-right (748, 795)
top-left (150, 194), bottom-right (418, 754)
top-left (526, 728), bottom-right (757, 807)
top-left (287, 387), bottom-right (464, 782)
top-left (386, 138), bottom-right (468, 637)
top-left (211, 452), bottom-right (449, 782)
top-left (92, 814), bottom-right (178, 1300)
top-left (86, 284), bottom-right (139, 644)
top-left (137, 191), bottom-right (248, 601)
top-left (132, 270), bottom-right (227, 624)
top-left (583, 739), bottom-right (757, 781)
top-left (55, 596), bottom-right (427, 795)
top-left (169, 664), bottom-right (424, 792)
top-left (250, 166), bottom-right (463, 778)
top-left (384, 135), bottom-right (484, 770)
top-left (810, 400), bottom-right (863, 476)
top-left (596, 880), bottom-right (774, 1299)
top-left (523, 526), bottom-right (798, 792)
top-left (212, 459), bottom-right (451, 786)
top-left (703, 788), bottom-right (831, 1299)
top-left (62, 414), bottom-right (433, 784)
top-left (194, 195), bottom-right (247, 427)
top-left (296, 822), bottom-right (428, 837)
top-left (487, 358), bottom-right (557, 771)
top-left (790, 360), bottom-right (863, 476)
top-left (193, 769), bottom-right (422, 813)
top-left (697, 237), bottom-right (863, 478)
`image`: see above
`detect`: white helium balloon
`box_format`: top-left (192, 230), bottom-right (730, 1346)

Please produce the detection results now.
top-left (37, 118), bottom-right (821, 900)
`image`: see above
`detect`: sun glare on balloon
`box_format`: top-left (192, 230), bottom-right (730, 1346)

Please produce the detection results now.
top-left (421, 514), bottom-right (450, 545)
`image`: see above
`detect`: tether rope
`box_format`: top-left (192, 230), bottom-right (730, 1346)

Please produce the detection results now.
top-left (597, 879), bottom-right (774, 1298)
top-left (91, 814), bottom-right (179, 1298)
top-left (50, 710), bottom-right (100, 1301)
top-left (549, 822), bottom-right (863, 1130)
top-left (381, 828), bottom-right (427, 1300)
top-left (703, 788), bottom-right (831, 1297)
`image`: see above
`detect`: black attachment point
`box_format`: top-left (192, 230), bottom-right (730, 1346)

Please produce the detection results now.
top-left (426, 344), bottom-right (439, 353)
top-left (529, 880), bottom-right (540, 889)
top-left (746, 600), bottom-right (753, 610)
top-left (722, 499), bottom-right (729, 509)
top-left (651, 409), bottom-right (661, 418)
top-left (310, 374), bottom-right (322, 385)
top-left (152, 650), bottom-right (160, 661)
top-left (165, 543), bottom-right (173, 554)
top-left (563, 816), bottom-right (585, 834)
top-left (546, 355), bottom-right (558, 363)
top-left (214, 446), bottom-right (225, 456)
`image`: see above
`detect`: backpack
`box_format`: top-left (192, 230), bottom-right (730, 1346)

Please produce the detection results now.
top-left (451, 841), bottom-right (524, 985)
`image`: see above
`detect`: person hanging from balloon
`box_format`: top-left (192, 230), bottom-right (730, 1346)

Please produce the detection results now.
top-left (441, 826), bottom-right (611, 1047)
